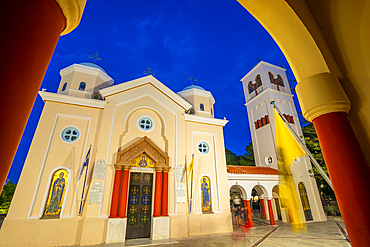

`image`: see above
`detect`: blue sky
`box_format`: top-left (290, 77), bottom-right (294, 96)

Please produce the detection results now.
top-left (8, 0), bottom-right (299, 183)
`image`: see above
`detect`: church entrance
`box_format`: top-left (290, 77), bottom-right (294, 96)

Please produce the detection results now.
top-left (126, 172), bottom-right (153, 239)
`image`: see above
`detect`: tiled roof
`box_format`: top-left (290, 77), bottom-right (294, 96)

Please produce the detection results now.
top-left (227, 165), bottom-right (279, 175)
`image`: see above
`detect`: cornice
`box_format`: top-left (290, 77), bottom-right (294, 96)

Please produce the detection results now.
top-left (39, 91), bottom-right (107, 109)
top-left (240, 61), bottom-right (286, 81)
top-left (60, 64), bottom-right (114, 85)
top-left (184, 114), bottom-right (228, 126)
top-left (245, 88), bottom-right (293, 107)
top-left (177, 88), bottom-right (215, 104)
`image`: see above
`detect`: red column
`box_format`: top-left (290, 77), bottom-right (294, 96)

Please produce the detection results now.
top-left (267, 199), bottom-right (275, 225)
top-left (161, 169), bottom-right (169, 216)
top-left (246, 199), bottom-right (253, 227)
top-left (118, 167), bottom-right (130, 218)
top-left (260, 198), bottom-right (266, 219)
top-left (153, 168), bottom-right (162, 217)
top-left (0, 0), bottom-right (66, 192)
top-left (110, 170), bottom-right (122, 218)
top-left (313, 112), bottom-right (370, 247)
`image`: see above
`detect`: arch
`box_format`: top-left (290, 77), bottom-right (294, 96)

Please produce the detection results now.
top-left (41, 168), bottom-right (70, 218)
top-left (277, 74), bottom-right (284, 87)
top-left (268, 71), bottom-right (275, 84)
top-left (200, 103), bottom-right (204, 111)
top-left (62, 82), bottom-right (67, 91)
top-left (251, 184), bottom-right (269, 198)
top-left (298, 182), bottom-right (313, 221)
top-left (247, 81), bottom-right (254, 94)
top-left (79, 82), bottom-right (86, 91)
top-left (229, 184), bottom-right (248, 200)
top-left (255, 74), bottom-right (262, 88)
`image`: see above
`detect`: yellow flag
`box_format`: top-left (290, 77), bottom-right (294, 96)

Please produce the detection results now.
top-left (187, 155), bottom-right (194, 181)
top-left (274, 109), bottom-right (306, 232)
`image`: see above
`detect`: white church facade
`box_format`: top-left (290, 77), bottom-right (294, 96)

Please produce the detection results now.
top-left (227, 61), bottom-right (326, 226)
top-left (0, 63), bottom-right (232, 246)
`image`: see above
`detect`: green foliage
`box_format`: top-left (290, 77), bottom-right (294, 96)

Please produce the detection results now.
top-left (0, 179), bottom-right (17, 214)
top-left (302, 123), bottom-right (333, 195)
top-left (226, 142), bottom-right (255, 166)
top-left (324, 205), bottom-right (340, 216)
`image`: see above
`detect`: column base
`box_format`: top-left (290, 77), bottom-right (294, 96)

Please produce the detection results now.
top-left (106, 218), bottom-right (127, 243)
top-left (152, 216), bottom-right (169, 240)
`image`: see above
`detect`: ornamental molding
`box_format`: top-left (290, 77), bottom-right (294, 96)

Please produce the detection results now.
top-left (60, 64), bottom-right (114, 85)
top-left (184, 114), bottom-right (228, 126)
top-left (116, 136), bottom-right (169, 169)
top-left (39, 91), bottom-right (107, 109)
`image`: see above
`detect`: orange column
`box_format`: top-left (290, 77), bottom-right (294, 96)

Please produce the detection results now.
top-left (153, 168), bottom-right (162, 217)
top-left (267, 199), bottom-right (275, 225)
top-left (0, 0), bottom-right (67, 192)
top-left (260, 198), bottom-right (266, 219)
top-left (313, 112), bottom-right (370, 247)
top-left (109, 169), bottom-right (122, 218)
top-left (246, 199), bottom-right (253, 227)
top-left (118, 166), bottom-right (130, 218)
top-left (161, 168), bottom-right (169, 216)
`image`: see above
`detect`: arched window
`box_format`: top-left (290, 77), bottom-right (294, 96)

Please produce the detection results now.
top-left (43, 169), bottom-right (69, 218)
top-left (200, 176), bottom-right (212, 212)
top-left (277, 75), bottom-right (284, 87)
top-left (62, 83), bottom-right (67, 91)
top-left (248, 81), bottom-right (254, 94)
top-left (200, 103), bottom-right (204, 111)
top-left (255, 74), bottom-right (262, 88)
top-left (79, 82), bottom-right (86, 91)
top-left (211, 108), bottom-right (213, 116)
top-left (298, 182), bottom-right (313, 221)
top-left (268, 72), bottom-right (275, 84)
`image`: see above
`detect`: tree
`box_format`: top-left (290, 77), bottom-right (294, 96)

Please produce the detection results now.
top-left (0, 179), bottom-right (17, 214)
top-left (302, 123), bottom-right (333, 196)
top-left (225, 142), bottom-right (255, 166)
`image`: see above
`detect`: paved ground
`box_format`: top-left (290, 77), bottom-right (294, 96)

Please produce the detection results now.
top-left (99, 216), bottom-right (350, 247)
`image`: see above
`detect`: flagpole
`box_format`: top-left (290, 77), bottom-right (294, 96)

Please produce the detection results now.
top-left (79, 145), bottom-right (91, 216)
top-left (271, 101), bottom-right (333, 190)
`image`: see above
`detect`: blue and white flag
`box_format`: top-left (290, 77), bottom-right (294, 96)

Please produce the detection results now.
top-left (79, 145), bottom-right (91, 180)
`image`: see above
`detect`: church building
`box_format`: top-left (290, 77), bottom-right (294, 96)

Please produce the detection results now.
top-left (227, 61), bottom-right (326, 225)
top-left (0, 63), bottom-right (232, 246)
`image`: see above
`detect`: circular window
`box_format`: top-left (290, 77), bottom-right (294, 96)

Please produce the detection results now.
top-left (265, 155), bottom-right (273, 166)
top-left (61, 127), bottom-right (80, 142)
top-left (197, 141), bottom-right (209, 155)
top-left (138, 117), bottom-right (153, 131)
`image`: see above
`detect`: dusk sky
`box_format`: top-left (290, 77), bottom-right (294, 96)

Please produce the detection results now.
top-left (8, 1), bottom-right (301, 183)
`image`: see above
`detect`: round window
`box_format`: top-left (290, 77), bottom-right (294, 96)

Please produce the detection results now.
top-left (265, 155), bottom-right (273, 166)
top-left (138, 117), bottom-right (153, 130)
top-left (61, 127), bottom-right (80, 142)
top-left (197, 141), bottom-right (209, 154)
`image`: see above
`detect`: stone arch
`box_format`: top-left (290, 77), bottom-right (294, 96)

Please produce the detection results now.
top-left (115, 136), bottom-right (169, 169)
top-left (229, 184), bottom-right (248, 200)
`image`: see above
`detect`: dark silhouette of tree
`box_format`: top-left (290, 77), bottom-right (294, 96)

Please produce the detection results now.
top-left (0, 179), bottom-right (17, 214)
top-left (226, 142), bottom-right (255, 166)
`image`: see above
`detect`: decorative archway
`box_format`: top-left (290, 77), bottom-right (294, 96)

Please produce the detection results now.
top-left (109, 136), bottom-right (170, 220)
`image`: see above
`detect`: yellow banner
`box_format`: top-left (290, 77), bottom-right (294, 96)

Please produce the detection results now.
top-left (187, 155), bottom-right (194, 181)
top-left (274, 109), bottom-right (306, 232)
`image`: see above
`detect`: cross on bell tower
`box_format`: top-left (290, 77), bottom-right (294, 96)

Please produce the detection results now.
top-left (89, 52), bottom-right (101, 64)
top-left (188, 74), bottom-right (197, 86)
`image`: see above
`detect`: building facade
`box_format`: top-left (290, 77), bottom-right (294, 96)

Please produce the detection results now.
top-left (227, 62), bottom-right (326, 225)
top-left (0, 63), bottom-right (232, 246)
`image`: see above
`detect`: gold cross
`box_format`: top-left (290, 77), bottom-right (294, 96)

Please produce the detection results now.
top-left (143, 187), bottom-right (150, 195)
top-left (129, 216), bottom-right (136, 224)
top-left (131, 197), bottom-right (138, 204)
top-left (132, 187), bottom-right (139, 194)
top-left (129, 206), bottom-right (137, 214)
top-left (142, 216), bottom-right (148, 224)
top-left (144, 174), bottom-right (151, 182)
top-left (143, 197), bottom-right (149, 204)
top-left (142, 205), bottom-right (150, 213)
top-left (133, 174), bottom-right (140, 182)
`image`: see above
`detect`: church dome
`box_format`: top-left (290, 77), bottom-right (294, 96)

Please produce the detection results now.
top-left (79, 62), bottom-right (107, 73)
top-left (182, 85), bottom-right (205, 91)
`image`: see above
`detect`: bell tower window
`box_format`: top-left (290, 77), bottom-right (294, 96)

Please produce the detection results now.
top-left (79, 82), bottom-right (86, 91)
top-left (200, 103), bottom-right (204, 111)
top-left (62, 83), bottom-right (67, 91)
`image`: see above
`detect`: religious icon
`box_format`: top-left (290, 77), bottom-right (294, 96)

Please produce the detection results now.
top-left (43, 169), bottom-right (69, 218)
top-left (200, 176), bottom-right (211, 212)
top-left (131, 153), bottom-right (155, 168)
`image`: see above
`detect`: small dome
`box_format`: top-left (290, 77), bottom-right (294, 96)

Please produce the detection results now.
top-left (79, 62), bottom-right (107, 73)
top-left (182, 85), bottom-right (205, 91)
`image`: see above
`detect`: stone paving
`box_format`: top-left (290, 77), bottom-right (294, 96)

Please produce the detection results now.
top-left (99, 216), bottom-right (350, 247)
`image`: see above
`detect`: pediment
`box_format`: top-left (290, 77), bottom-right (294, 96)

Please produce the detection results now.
top-left (116, 136), bottom-right (169, 167)
top-left (100, 75), bottom-right (192, 111)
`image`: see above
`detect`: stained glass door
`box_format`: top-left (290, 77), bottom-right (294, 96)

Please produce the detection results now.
top-left (126, 172), bottom-right (153, 239)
